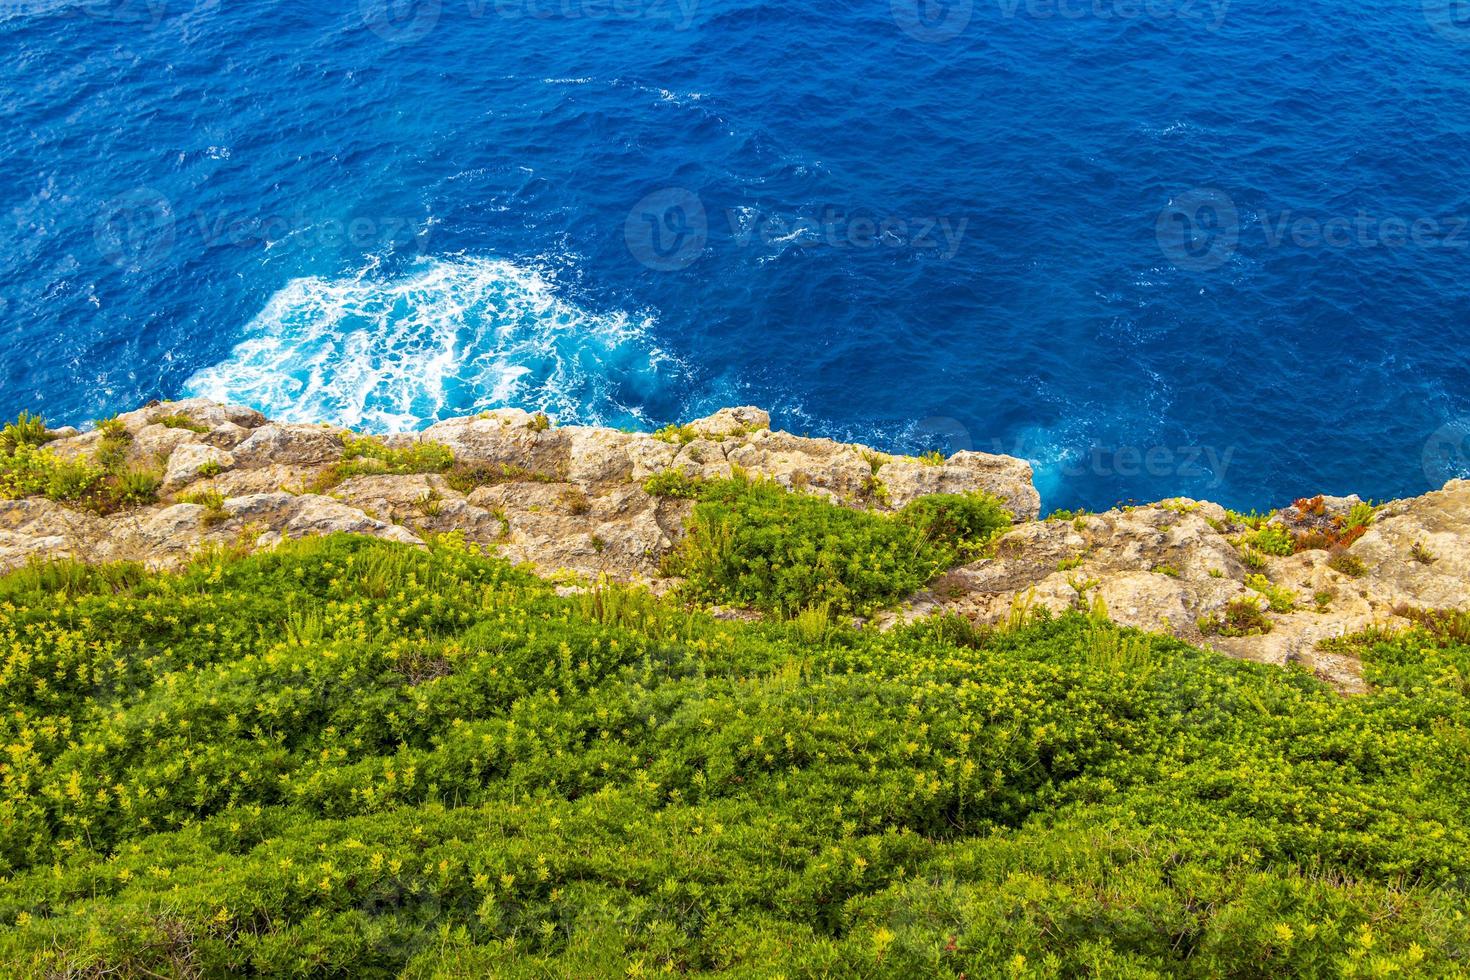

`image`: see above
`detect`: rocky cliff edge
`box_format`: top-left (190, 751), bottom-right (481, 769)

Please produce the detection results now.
top-left (5, 397), bottom-right (1469, 692)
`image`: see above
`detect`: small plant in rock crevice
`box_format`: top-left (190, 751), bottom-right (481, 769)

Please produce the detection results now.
top-left (1327, 551), bottom-right (1368, 578)
top-left (1198, 596), bottom-right (1273, 637)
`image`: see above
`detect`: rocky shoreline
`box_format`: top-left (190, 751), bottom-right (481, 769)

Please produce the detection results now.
top-left (5, 398), bottom-right (1468, 692)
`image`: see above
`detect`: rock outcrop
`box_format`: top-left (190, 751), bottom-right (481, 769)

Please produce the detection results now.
top-left (0, 398), bottom-right (1039, 587)
top-left (6, 397), bottom-right (1470, 693)
top-left (885, 487), bottom-right (1470, 693)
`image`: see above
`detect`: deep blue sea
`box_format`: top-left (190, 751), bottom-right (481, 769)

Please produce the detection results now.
top-left (4, 0), bottom-right (1470, 511)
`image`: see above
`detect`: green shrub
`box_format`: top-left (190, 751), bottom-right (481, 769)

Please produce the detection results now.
top-left (93, 415), bottom-right (130, 441)
top-left (0, 411), bottom-right (54, 454)
top-left (652, 423), bottom-right (699, 445)
top-left (181, 488), bottom-right (229, 526)
top-left (1224, 508), bottom-right (1270, 529)
top-left (1199, 596), bottom-right (1273, 637)
top-left (109, 464), bottom-right (163, 508)
top-left (1238, 545), bottom-right (1268, 571)
top-left (1244, 524), bottom-right (1294, 557)
top-left (1346, 501), bottom-right (1377, 530)
top-left (643, 469), bottom-right (705, 499)
top-left (666, 477), bottom-right (945, 616)
top-left (444, 461), bottom-right (555, 494)
top-left (311, 435), bottom-right (457, 491)
top-left (0, 536), bottom-right (1466, 976)
top-left (1245, 573), bottom-right (1297, 612)
top-left (0, 445), bottom-right (105, 502)
top-left (1327, 551), bottom-right (1368, 578)
top-left (341, 434), bottom-right (454, 474)
top-left (154, 412), bottom-right (209, 433)
top-left (895, 491), bottom-right (1011, 564)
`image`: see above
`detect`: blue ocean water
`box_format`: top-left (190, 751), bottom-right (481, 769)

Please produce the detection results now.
top-left (4, 0), bottom-right (1470, 511)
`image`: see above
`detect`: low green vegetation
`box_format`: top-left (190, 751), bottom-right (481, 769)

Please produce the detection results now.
top-left (304, 435), bottom-right (457, 494)
top-left (643, 469), bottom-right (705, 499)
top-left (155, 412), bottom-right (210, 433)
top-left (94, 416), bottom-right (129, 441)
top-left (180, 488), bottom-right (229, 526)
top-left (896, 491), bottom-right (1011, 564)
top-left (1328, 551), bottom-right (1369, 578)
top-left (0, 444), bottom-right (106, 504)
top-left (652, 423), bottom-right (700, 445)
top-left (1243, 524), bottom-right (1295, 557)
top-left (661, 476), bottom-right (1010, 616)
top-left (338, 434), bottom-right (455, 478)
top-left (444, 461), bottom-right (558, 495)
top-left (0, 411), bottom-right (53, 454)
top-left (0, 413), bottom-right (163, 513)
top-left (1223, 508), bottom-right (1271, 529)
top-left (1198, 596), bottom-right (1273, 637)
top-left (0, 535), bottom-right (1466, 976)
top-left (1245, 573), bottom-right (1297, 613)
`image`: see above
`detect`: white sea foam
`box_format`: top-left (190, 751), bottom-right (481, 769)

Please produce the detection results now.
top-left (184, 256), bottom-right (679, 431)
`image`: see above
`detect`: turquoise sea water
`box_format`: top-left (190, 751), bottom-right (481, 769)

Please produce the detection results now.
top-left (4, 1), bottom-right (1470, 510)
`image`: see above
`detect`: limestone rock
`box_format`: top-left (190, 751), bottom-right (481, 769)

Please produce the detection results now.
top-left (422, 413), bottom-right (569, 477)
top-left (163, 444), bottom-right (235, 492)
top-left (119, 398), bottom-right (267, 433)
top-left (882, 451), bottom-right (1041, 518)
top-left (221, 493), bottom-right (421, 548)
top-left (21, 398), bottom-right (1470, 694)
top-left (232, 425), bottom-right (345, 468)
top-left (687, 407), bottom-right (770, 439)
top-left (45, 431), bottom-right (103, 464)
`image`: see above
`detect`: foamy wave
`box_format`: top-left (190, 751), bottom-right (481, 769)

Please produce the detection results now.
top-left (184, 256), bottom-right (680, 431)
